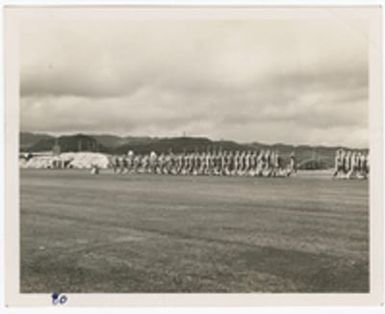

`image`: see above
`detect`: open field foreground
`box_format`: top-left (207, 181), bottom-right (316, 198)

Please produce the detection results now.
top-left (20, 169), bottom-right (369, 293)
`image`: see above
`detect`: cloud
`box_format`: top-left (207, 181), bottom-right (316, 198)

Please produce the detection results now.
top-left (20, 15), bottom-right (369, 147)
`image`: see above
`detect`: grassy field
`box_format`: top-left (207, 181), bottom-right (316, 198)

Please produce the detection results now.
top-left (20, 169), bottom-right (369, 293)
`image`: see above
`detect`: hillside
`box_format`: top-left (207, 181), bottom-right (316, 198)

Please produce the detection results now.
top-left (91, 135), bottom-right (154, 148)
top-left (114, 137), bottom-right (251, 154)
top-left (27, 134), bottom-right (109, 153)
top-left (20, 132), bottom-right (54, 151)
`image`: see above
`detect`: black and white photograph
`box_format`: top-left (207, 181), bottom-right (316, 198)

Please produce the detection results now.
top-left (4, 5), bottom-right (384, 307)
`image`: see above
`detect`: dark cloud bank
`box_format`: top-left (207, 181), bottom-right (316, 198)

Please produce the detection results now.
top-left (20, 17), bottom-right (369, 148)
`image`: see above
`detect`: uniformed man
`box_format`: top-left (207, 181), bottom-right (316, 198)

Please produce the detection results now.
top-left (156, 153), bottom-right (164, 174)
top-left (274, 151), bottom-right (283, 177)
top-left (357, 152), bottom-right (363, 176)
top-left (90, 163), bottom-right (100, 175)
top-left (221, 150), bottom-right (228, 176)
top-left (256, 150), bottom-right (264, 177)
top-left (122, 155), bottom-right (129, 174)
top-left (357, 152), bottom-right (363, 178)
top-left (344, 151), bottom-right (351, 178)
top-left (117, 156), bottom-right (126, 174)
top-left (192, 151), bottom-right (200, 175)
top-left (248, 151), bottom-right (257, 176)
top-left (263, 150), bottom-right (272, 177)
top-left (197, 152), bottom-right (204, 175)
top-left (143, 153), bottom-right (151, 174)
top-left (232, 151), bottom-right (239, 175)
top-left (348, 151), bottom-right (358, 179)
top-left (286, 152), bottom-right (297, 177)
top-left (227, 151), bottom-right (234, 176)
top-left (181, 152), bottom-right (189, 175)
top-left (111, 156), bottom-right (118, 174)
top-left (203, 151), bottom-right (210, 175)
top-left (270, 151), bottom-right (277, 177)
top-left (244, 150), bottom-right (253, 176)
top-left (364, 153), bottom-right (369, 177)
top-left (214, 150), bottom-right (222, 176)
top-left (163, 151), bottom-right (171, 175)
top-left (149, 151), bottom-right (157, 174)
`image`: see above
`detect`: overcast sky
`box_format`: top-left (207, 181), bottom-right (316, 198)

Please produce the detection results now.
top-left (20, 13), bottom-right (369, 148)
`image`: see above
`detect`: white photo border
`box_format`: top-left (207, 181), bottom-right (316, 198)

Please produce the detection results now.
top-left (4, 4), bottom-right (384, 307)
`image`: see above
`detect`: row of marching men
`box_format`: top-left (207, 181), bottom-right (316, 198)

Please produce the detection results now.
top-left (111, 150), bottom-right (297, 177)
top-left (333, 149), bottom-right (369, 179)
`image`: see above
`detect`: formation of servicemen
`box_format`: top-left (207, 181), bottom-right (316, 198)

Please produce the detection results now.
top-left (111, 150), bottom-right (298, 177)
top-left (333, 149), bottom-right (369, 179)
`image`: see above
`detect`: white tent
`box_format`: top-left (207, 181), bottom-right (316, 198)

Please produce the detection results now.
top-left (21, 152), bottom-right (111, 169)
top-left (24, 156), bottom-right (55, 169)
top-left (67, 152), bottom-right (110, 169)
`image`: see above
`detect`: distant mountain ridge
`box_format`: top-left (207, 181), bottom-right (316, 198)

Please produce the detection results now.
top-left (20, 132), bottom-right (368, 169)
top-left (91, 134), bottom-right (154, 148)
top-left (20, 132), bottom-right (54, 150)
top-left (24, 134), bottom-right (109, 153)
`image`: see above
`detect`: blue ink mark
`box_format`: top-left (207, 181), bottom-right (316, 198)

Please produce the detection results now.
top-left (59, 295), bottom-right (68, 304)
top-left (51, 292), bottom-right (59, 305)
top-left (51, 292), bottom-right (68, 305)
